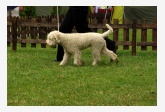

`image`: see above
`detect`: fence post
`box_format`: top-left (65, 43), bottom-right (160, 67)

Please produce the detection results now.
top-left (123, 19), bottom-right (130, 50)
top-left (7, 16), bottom-right (11, 47)
top-left (103, 18), bottom-right (108, 24)
top-left (132, 19), bottom-right (137, 56)
top-left (113, 19), bottom-right (119, 52)
top-left (51, 17), bottom-right (58, 31)
top-left (141, 19), bottom-right (147, 50)
top-left (12, 17), bottom-right (17, 51)
top-left (20, 17), bottom-right (27, 47)
top-left (91, 18), bottom-right (98, 32)
top-left (40, 17), bottom-right (47, 48)
top-left (152, 19), bottom-right (157, 50)
top-left (30, 17), bottom-right (37, 48)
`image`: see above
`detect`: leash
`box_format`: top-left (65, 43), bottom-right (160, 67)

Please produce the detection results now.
top-left (57, 6), bottom-right (59, 31)
top-left (104, 6), bottom-right (108, 19)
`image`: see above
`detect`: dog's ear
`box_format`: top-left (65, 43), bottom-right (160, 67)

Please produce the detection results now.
top-left (55, 32), bottom-right (61, 43)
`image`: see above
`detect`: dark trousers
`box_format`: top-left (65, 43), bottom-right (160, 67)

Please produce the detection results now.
top-left (56, 6), bottom-right (116, 61)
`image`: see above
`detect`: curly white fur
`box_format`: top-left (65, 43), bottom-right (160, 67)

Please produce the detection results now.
top-left (46, 24), bottom-right (118, 66)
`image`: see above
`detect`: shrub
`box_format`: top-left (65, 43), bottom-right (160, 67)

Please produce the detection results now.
top-left (19, 6), bottom-right (36, 17)
top-left (51, 6), bottom-right (68, 16)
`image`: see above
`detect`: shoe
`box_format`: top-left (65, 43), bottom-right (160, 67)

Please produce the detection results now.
top-left (53, 59), bottom-right (61, 62)
top-left (113, 47), bottom-right (117, 54)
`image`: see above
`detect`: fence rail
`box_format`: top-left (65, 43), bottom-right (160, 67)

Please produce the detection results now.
top-left (7, 15), bottom-right (157, 55)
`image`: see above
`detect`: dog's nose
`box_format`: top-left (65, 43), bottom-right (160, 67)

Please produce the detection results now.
top-left (51, 46), bottom-right (56, 48)
top-left (115, 58), bottom-right (118, 63)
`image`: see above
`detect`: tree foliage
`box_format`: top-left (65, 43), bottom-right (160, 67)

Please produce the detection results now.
top-left (19, 6), bottom-right (36, 17)
top-left (51, 6), bottom-right (68, 16)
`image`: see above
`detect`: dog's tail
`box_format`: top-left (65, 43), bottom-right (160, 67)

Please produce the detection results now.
top-left (101, 24), bottom-right (113, 38)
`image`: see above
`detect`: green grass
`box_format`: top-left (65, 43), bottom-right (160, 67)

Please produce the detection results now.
top-left (7, 44), bottom-right (157, 106)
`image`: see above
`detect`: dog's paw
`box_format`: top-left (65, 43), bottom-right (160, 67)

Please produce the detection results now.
top-left (74, 59), bottom-right (85, 66)
top-left (80, 60), bottom-right (85, 65)
top-left (59, 62), bottom-right (66, 65)
top-left (110, 53), bottom-right (118, 63)
top-left (110, 58), bottom-right (118, 63)
top-left (114, 58), bottom-right (119, 63)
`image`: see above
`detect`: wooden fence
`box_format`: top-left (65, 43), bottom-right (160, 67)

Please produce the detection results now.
top-left (7, 14), bottom-right (157, 56)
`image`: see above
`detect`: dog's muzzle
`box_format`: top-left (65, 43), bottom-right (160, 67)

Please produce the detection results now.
top-left (46, 39), bottom-right (56, 48)
top-left (50, 45), bottom-right (56, 48)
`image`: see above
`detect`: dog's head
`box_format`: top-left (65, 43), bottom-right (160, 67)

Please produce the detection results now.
top-left (46, 31), bottom-right (61, 48)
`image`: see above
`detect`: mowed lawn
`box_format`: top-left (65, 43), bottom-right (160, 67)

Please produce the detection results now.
top-left (7, 44), bottom-right (157, 106)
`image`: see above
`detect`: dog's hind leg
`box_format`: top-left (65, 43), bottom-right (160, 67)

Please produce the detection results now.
top-left (59, 52), bottom-right (71, 65)
top-left (101, 47), bottom-right (118, 63)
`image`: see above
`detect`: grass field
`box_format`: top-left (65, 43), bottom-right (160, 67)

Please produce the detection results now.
top-left (7, 43), bottom-right (157, 106)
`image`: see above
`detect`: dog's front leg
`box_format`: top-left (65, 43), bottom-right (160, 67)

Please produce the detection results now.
top-left (73, 51), bottom-right (84, 66)
top-left (59, 52), bottom-right (71, 65)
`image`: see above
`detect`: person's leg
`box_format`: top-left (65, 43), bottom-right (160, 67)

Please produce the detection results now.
top-left (104, 37), bottom-right (116, 53)
top-left (71, 6), bottom-right (116, 53)
top-left (56, 8), bottom-right (74, 61)
top-left (71, 6), bottom-right (91, 33)
top-left (59, 8), bottom-right (74, 33)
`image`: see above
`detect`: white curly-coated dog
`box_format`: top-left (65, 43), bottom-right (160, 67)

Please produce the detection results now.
top-left (46, 24), bottom-right (118, 66)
